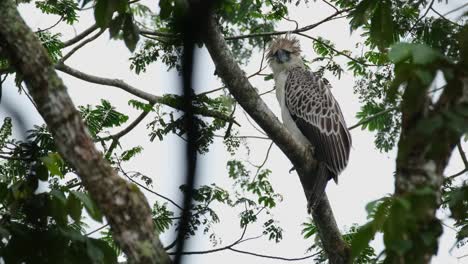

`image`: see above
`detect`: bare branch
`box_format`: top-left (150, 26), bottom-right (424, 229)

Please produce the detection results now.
top-left (224, 8), bottom-right (353, 41)
top-left (59, 28), bottom-right (106, 63)
top-left (35, 16), bottom-right (63, 33)
top-left (62, 24), bottom-right (99, 47)
top-left (457, 141), bottom-right (468, 169)
top-left (430, 7), bottom-right (462, 27)
top-left (409, 0), bottom-right (435, 32)
top-left (228, 248), bottom-right (318, 261)
top-left (443, 3), bottom-right (468, 16)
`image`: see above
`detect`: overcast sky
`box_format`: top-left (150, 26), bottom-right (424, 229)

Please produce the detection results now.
top-left (1, 1), bottom-right (467, 263)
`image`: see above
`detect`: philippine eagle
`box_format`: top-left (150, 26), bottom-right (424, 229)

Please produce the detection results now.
top-left (267, 36), bottom-right (352, 210)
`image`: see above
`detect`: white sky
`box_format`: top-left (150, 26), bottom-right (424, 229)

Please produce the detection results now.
top-left (1, 1), bottom-right (467, 263)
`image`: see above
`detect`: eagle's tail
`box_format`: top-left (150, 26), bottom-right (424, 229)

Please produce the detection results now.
top-left (306, 162), bottom-right (332, 213)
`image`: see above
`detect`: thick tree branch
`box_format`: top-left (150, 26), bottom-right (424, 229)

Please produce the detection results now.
top-left (0, 1), bottom-right (171, 263)
top-left (202, 16), bottom-right (350, 263)
top-left (393, 67), bottom-right (466, 262)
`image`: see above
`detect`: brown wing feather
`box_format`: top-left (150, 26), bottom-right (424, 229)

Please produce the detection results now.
top-left (285, 67), bottom-right (351, 180)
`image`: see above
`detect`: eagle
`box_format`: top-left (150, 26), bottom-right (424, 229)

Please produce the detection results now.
top-left (267, 36), bottom-right (352, 210)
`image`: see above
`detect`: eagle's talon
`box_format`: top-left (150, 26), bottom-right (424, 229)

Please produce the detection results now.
top-left (289, 166), bottom-right (296, 173)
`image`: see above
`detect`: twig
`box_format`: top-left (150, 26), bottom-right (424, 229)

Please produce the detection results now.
top-left (35, 16), bottom-right (63, 33)
top-left (445, 168), bottom-right (468, 181)
top-left (86, 224), bottom-right (109, 236)
top-left (408, 0), bottom-right (435, 32)
top-left (457, 141), bottom-right (468, 169)
top-left (228, 248), bottom-right (318, 261)
top-left (98, 103), bottom-right (155, 142)
top-left (117, 161), bottom-right (184, 211)
top-left (321, 0), bottom-right (338, 12)
top-left (296, 32), bottom-right (380, 67)
top-left (430, 7), bottom-right (462, 27)
top-left (224, 8), bottom-right (353, 41)
top-left (59, 29), bottom-right (105, 63)
top-left (443, 3), bottom-right (468, 17)
top-left (62, 24), bottom-right (99, 47)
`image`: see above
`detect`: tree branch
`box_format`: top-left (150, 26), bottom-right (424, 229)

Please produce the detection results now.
top-left (457, 141), bottom-right (468, 169)
top-left (62, 24), bottom-right (99, 47)
top-left (0, 1), bottom-right (171, 263)
top-left (59, 28), bottom-right (106, 63)
top-left (202, 16), bottom-right (350, 263)
top-left (55, 63), bottom-right (238, 124)
top-left (223, 8), bottom-right (352, 41)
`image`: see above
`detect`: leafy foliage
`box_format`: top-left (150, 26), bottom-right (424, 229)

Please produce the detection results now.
top-left (35, 0), bottom-right (79, 24)
top-left (36, 31), bottom-right (64, 62)
top-left (79, 99), bottom-right (129, 137)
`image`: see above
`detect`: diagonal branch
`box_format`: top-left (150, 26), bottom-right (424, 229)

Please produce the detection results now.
top-left (202, 16), bottom-right (350, 264)
top-left (62, 24), bottom-right (99, 47)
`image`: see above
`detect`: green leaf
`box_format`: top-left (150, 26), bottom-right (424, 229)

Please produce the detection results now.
top-left (370, 0), bottom-right (396, 49)
top-left (389, 43), bottom-right (442, 65)
top-left (109, 14), bottom-right (125, 38)
top-left (40, 152), bottom-right (64, 178)
top-left (67, 192), bottom-right (83, 222)
top-left (49, 191), bottom-right (68, 226)
top-left (70, 191), bottom-right (103, 222)
top-left (86, 238), bottom-right (104, 263)
top-left (350, 222), bottom-right (376, 260)
top-left (159, 0), bottom-right (173, 20)
top-left (35, 163), bottom-right (49, 181)
top-left (122, 13), bottom-right (140, 52)
top-left (94, 0), bottom-right (112, 27)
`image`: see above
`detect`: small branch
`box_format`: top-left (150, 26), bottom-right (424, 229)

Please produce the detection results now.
top-left (214, 134), bottom-right (271, 140)
top-left (62, 24), bottom-right (99, 47)
top-left (117, 161), bottom-right (184, 211)
top-left (443, 3), bottom-right (468, 16)
top-left (224, 8), bottom-right (353, 41)
top-left (445, 168), bottom-right (468, 181)
top-left (98, 103), bottom-right (155, 142)
top-left (321, 0), bottom-right (339, 12)
top-left (457, 141), bottom-right (468, 169)
top-left (430, 7), bottom-right (462, 27)
top-left (86, 224), bottom-right (109, 236)
top-left (59, 28), bottom-right (105, 63)
top-left (35, 16), bottom-right (63, 33)
top-left (56, 64), bottom-right (238, 124)
top-left (228, 248), bottom-right (318, 261)
top-left (295, 32), bottom-right (380, 67)
top-left (408, 0), bottom-right (435, 32)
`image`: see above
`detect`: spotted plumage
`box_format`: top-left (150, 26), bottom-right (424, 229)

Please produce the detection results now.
top-left (285, 67), bottom-right (351, 180)
top-left (267, 36), bottom-right (351, 210)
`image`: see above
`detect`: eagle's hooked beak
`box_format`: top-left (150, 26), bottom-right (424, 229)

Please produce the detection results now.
top-left (275, 49), bottom-right (290, 63)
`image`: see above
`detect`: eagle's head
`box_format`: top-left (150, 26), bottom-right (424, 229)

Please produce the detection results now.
top-left (267, 36), bottom-right (304, 75)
